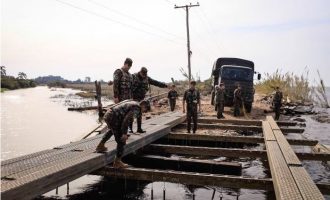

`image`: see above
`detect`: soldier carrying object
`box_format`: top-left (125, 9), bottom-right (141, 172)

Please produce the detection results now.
top-left (168, 84), bottom-right (178, 111)
top-left (95, 100), bottom-right (148, 168)
top-left (183, 80), bottom-right (201, 134)
top-left (273, 86), bottom-right (283, 120)
top-left (233, 84), bottom-right (242, 117)
top-left (215, 83), bottom-right (226, 119)
top-left (113, 58), bottom-right (133, 103)
top-left (130, 67), bottom-right (168, 133)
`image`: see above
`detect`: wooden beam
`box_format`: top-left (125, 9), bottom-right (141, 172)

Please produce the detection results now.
top-left (124, 154), bottom-right (241, 175)
top-left (94, 166), bottom-right (274, 190)
top-left (198, 118), bottom-right (298, 127)
top-left (175, 123), bottom-right (305, 134)
top-left (93, 167), bottom-right (330, 195)
top-left (147, 144), bottom-right (330, 161)
top-left (166, 133), bottom-right (318, 146)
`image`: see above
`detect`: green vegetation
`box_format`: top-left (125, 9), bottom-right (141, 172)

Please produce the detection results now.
top-left (1, 76), bottom-right (36, 91)
top-left (47, 81), bottom-right (67, 88)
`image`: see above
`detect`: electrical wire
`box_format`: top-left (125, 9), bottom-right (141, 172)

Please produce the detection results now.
top-left (53, 0), bottom-right (185, 46)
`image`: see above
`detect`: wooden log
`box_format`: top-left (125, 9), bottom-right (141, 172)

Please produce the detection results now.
top-left (124, 154), bottom-right (241, 175)
top-left (94, 166), bottom-right (274, 190)
top-left (198, 118), bottom-right (298, 126)
top-left (147, 144), bottom-right (330, 161)
top-left (93, 167), bottom-right (330, 195)
top-left (175, 123), bottom-right (305, 134)
top-left (166, 133), bottom-right (318, 146)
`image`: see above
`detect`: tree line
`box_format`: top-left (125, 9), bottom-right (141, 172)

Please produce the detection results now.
top-left (1, 66), bottom-right (36, 91)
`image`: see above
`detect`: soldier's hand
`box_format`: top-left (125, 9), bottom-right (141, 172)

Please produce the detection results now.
top-left (114, 97), bottom-right (119, 104)
top-left (121, 134), bottom-right (128, 142)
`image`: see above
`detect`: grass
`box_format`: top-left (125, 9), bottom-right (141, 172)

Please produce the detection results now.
top-left (255, 69), bottom-right (313, 103)
top-left (1, 88), bottom-right (9, 92)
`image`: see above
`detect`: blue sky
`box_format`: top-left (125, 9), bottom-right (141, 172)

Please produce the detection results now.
top-left (1, 0), bottom-right (330, 85)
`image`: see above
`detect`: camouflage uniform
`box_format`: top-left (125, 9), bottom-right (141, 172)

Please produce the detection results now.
top-left (183, 88), bottom-right (200, 133)
top-left (113, 68), bottom-right (133, 102)
top-left (130, 73), bottom-right (167, 131)
top-left (215, 87), bottom-right (226, 119)
top-left (233, 88), bottom-right (242, 117)
top-left (273, 90), bottom-right (283, 120)
top-left (168, 90), bottom-right (178, 111)
top-left (100, 100), bottom-right (141, 158)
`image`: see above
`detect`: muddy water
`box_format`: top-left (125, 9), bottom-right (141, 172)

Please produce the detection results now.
top-left (1, 86), bottom-right (329, 200)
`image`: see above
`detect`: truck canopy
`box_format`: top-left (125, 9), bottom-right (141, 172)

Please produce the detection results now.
top-left (212, 57), bottom-right (254, 77)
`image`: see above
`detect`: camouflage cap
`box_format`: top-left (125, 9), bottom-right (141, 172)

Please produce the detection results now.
top-left (190, 80), bottom-right (196, 85)
top-left (140, 67), bottom-right (148, 75)
top-left (124, 58), bottom-right (133, 66)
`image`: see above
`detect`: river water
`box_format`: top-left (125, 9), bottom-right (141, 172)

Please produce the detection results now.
top-left (1, 86), bottom-right (329, 200)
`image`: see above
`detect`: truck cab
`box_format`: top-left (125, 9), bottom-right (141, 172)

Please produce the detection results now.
top-left (211, 57), bottom-right (260, 113)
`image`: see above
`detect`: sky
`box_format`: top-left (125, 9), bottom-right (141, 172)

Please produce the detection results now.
top-left (1, 0), bottom-right (330, 85)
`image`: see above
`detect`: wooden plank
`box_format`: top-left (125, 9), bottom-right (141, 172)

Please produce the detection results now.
top-left (265, 141), bottom-right (303, 200)
top-left (273, 129), bottom-right (302, 166)
top-left (289, 166), bottom-right (324, 200)
top-left (262, 121), bottom-right (276, 141)
top-left (147, 144), bottom-right (330, 161)
top-left (94, 166), bottom-right (274, 191)
top-left (166, 133), bottom-right (318, 146)
top-left (175, 123), bottom-right (305, 134)
top-left (198, 118), bottom-right (298, 126)
top-left (266, 116), bottom-right (281, 130)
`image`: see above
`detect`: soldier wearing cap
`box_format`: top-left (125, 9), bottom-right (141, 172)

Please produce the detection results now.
top-left (233, 84), bottom-right (242, 117)
top-left (273, 86), bottom-right (283, 120)
top-left (215, 83), bottom-right (226, 119)
top-left (183, 80), bottom-right (201, 133)
top-left (95, 100), bottom-right (148, 168)
top-left (113, 58), bottom-right (133, 103)
top-left (168, 84), bottom-right (178, 111)
top-left (130, 67), bottom-right (168, 133)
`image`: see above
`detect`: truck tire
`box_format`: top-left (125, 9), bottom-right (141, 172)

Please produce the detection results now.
top-left (244, 103), bottom-right (252, 113)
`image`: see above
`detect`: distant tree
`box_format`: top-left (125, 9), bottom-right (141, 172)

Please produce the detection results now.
top-left (0, 66), bottom-right (6, 76)
top-left (85, 76), bottom-right (91, 83)
top-left (17, 72), bottom-right (27, 79)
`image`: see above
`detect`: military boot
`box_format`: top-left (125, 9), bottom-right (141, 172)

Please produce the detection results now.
top-left (137, 128), bottom-right (146, 133)
top-left (96, 142), bottom-right (107, 153)
top-left (113, 157), bottom-right (129, 168)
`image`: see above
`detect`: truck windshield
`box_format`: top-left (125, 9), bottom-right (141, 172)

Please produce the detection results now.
top-left (221, 66), bottom-right (253, 81)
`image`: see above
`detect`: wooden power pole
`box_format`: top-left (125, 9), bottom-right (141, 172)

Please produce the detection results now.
top-left (175, 2), bottom-right (200, 82)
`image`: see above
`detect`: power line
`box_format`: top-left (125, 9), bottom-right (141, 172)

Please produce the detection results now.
top-left (53, 0), bottom-right (185, 46)
top-left (88, 0), bottom-right (185, 41)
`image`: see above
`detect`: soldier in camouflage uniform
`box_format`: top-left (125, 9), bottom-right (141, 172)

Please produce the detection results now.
top-left (183, 81), bottom-right (201, 133)
top-left (130, 67), bottom-right (168, 133)
top-left (168, 84), bottom-right (178, 111)
top-left (95, 100), bottom-right (148, 168)
top-left (273, 87), bottom-right (283, 120)
top-left (215, 83), bottom-right (226, 119)
top-left (233, 84), bottom-right (242, 117)
top-left (113, 58), bottom-right (133, 103)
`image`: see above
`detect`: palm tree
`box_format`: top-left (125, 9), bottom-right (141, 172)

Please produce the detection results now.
top-left (17, 72), bottom-right (27, 79)
top-left (0, 66), bottom-right (6, 76)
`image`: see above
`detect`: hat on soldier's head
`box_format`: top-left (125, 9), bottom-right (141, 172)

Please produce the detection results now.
top-left (140, 67), bottom-right (148, 75)
top-left (124, 58), bottom-right (133, 66)
top-left (190, 80), bottom-right (196, 85)
top-left (276, 86), bottom-right (280, 89)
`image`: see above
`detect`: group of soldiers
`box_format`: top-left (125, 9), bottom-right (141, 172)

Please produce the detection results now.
top-left (95, 58), bottom-right (282, 168)
top-left (214, 83), bottom-right (283, 120)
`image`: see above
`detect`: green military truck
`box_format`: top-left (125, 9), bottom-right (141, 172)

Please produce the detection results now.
top-left (211, 57), bottom-right (261, 113)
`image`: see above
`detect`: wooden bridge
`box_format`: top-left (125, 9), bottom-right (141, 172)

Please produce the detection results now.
top-left (1, 112), bottom-right (329, 200)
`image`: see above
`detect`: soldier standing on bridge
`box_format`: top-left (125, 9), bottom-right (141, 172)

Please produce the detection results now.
top-left (130, 67), bottom-right (168, 133)
top-left (95, 100), bottom-right (148, 168)
top-left (233, 84), bottom-right (242, 117)
top-left (183, 80), bottom-right (201, 133)
top-left (273, 86), bottom-right (283, 120)
top-left (168, 84), bottom-right (178, 111)
top-left (215, 83), bottom-right (226, 119)
top-left (113, 58), bottom-right (133, 103)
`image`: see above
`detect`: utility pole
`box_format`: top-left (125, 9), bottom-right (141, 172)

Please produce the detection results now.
top-left (175, 2), bottom-right (199, 82)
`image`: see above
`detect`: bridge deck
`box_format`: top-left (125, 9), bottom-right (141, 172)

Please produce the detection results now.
top-left (263, 116), bottom-right (324, 200)
top-left (1, 112), bottom-right (185, 200)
